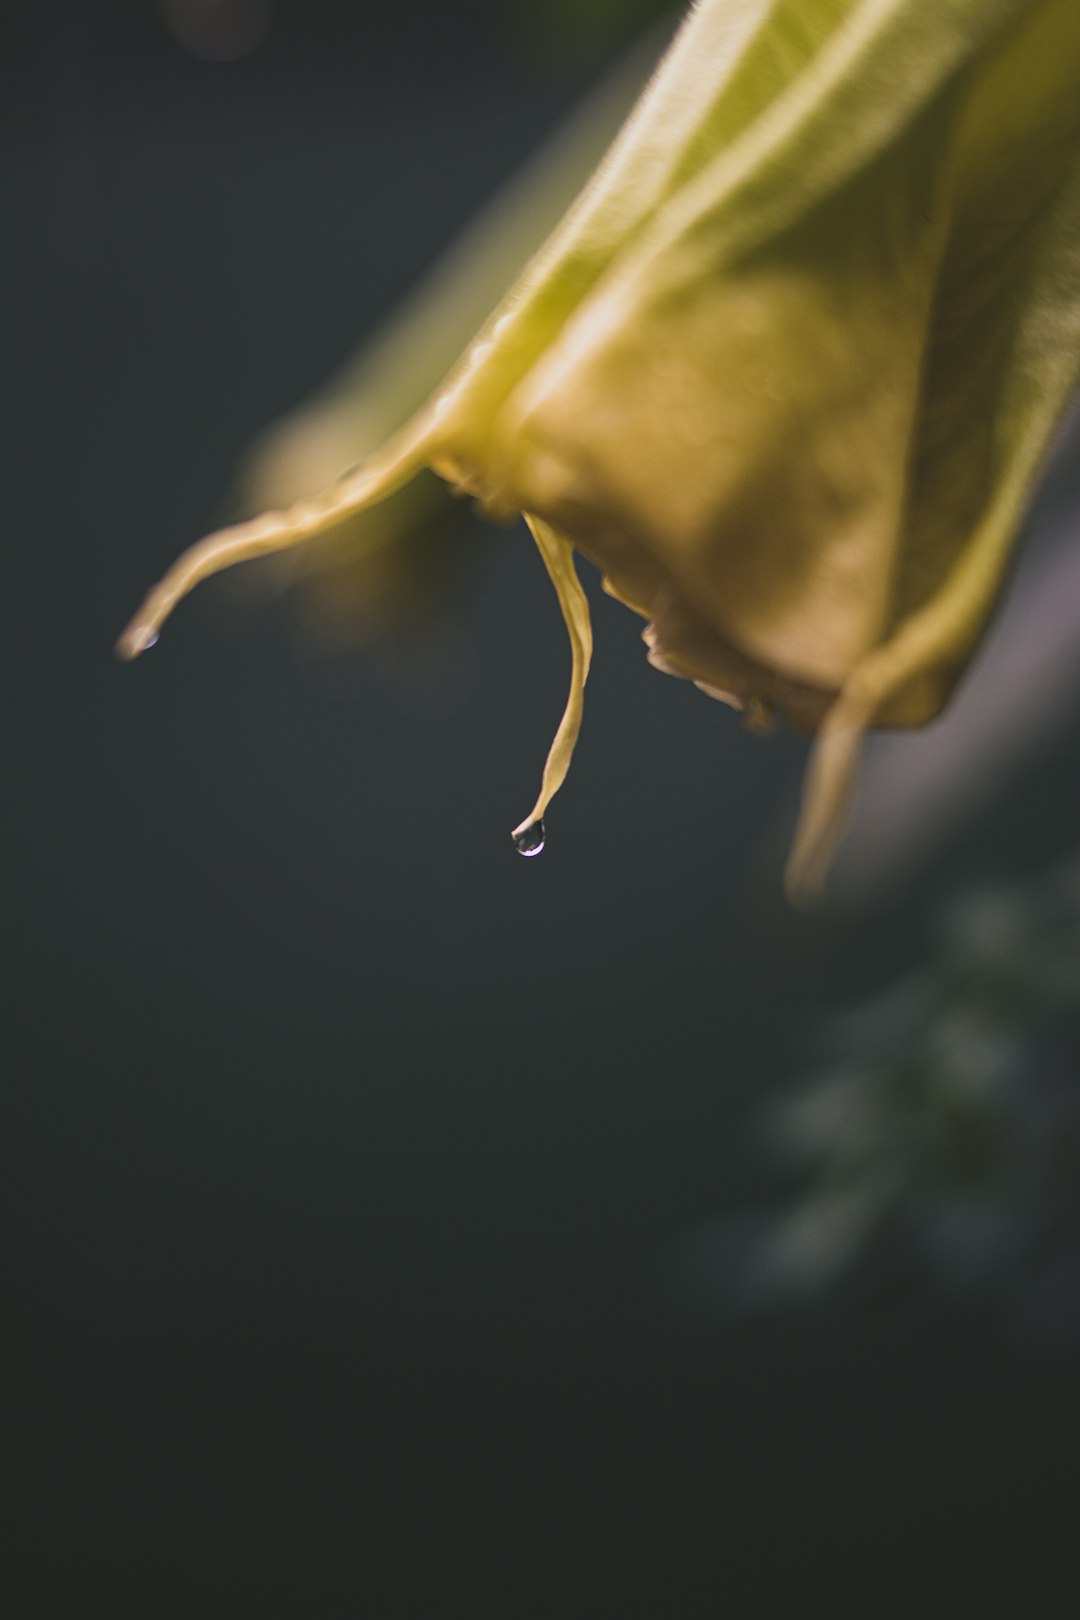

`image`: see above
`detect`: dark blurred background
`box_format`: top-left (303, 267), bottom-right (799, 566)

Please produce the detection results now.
top-left (5, 3), bottom-right (1080, 1615)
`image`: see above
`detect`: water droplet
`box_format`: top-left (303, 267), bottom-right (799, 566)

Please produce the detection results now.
top-left (512, 819), bottom-right (545, 858)
top-left (120, 625), bottom-right (159, 658)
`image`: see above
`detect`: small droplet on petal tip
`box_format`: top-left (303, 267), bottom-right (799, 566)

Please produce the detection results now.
top-left (512, 818), bottom-right (546, 857)
top-left (115, 623), bottom-right (160, 661)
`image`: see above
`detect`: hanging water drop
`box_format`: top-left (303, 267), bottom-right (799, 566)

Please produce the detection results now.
top-left (512, 819), bottom-right (545, 857)
top-left (115, 623), bottom-right (160, 660)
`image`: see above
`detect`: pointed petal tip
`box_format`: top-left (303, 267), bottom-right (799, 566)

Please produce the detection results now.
top-left (115, 621), bottom-right (160, 661)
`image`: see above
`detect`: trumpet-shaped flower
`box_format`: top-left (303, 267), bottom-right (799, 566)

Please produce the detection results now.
top-left (119, 0), bottom-right (1080, 900)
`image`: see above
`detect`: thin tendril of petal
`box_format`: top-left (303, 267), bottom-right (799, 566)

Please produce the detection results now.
top-left (511, 515), bottom-right (593, 842)
top-left (115, 423), bottom-right (431, 660)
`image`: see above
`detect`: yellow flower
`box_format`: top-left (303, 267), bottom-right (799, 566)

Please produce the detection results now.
top-left (119, 0), bottom-right (1080, 900)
